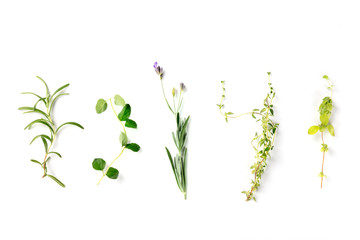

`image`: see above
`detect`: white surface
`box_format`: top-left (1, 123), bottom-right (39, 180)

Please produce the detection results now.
top-left (0, 1), bottom-right (359, 239)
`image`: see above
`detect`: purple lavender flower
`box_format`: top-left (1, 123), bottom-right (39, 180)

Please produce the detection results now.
top-left (180, 83), bottom-right (186, 92)
top-left (153, 61), bottom-right (164, 79)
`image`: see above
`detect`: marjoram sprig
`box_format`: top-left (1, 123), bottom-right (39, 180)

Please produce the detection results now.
top-left (218, 72), bottom-right (279, 201)
top-left (154, 62), bottom-right (190, 199)
top-left (19, 76), bottom-right (84, 187)
top-left (308, 75), bottom-right (335, 188)
top-left (93, 94), bottom-right (140, 185)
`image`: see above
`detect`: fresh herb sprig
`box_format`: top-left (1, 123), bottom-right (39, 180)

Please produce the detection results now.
top-left (19, 76), bottom-right (84, 187)
top-left (154, 62), bottom-right (190, 200)
top-left (218, 72), bottom-right (279, 201)
top-left (308, 75), bottom-right (335, 188)
top-left (93, 95), bottom-right (140, 185)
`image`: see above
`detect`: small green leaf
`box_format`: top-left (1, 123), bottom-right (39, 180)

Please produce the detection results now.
top-left (118, 104), bottom-right (131, 121)
top-left (106, 167), bottom-right (119, 179)
top-left (327, 124), bottom-right (335, 136)
top-left (125, 143), bottom-right (140, 152)
top-left (308, 125), bottom-right (320, 135)
top-left (119, 132), bottom-right (128, 146)
top-left (96, 99), bottom-right (107, 114)
top-left (125, 119), bottom-right (137, 128)
top-left (320, 113), bottom-right (330, 125)
top-left (114, 95), bottom-right (125, 106)
top-left (323, 75), bottom-right (329, 80)
top-left (92, 158), bottom-right (106, 171)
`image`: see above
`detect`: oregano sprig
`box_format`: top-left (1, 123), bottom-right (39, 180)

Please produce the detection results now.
top-left (19, 76), bottom-right (84, 187)
top-left (154, 62), bottom-right (190, 200)
top-left (218, 72), bottom-right (279, 201)
top-left (308, 75), bottom-right (335, 188)
top-left (93, 94), bottom-right (140, 185)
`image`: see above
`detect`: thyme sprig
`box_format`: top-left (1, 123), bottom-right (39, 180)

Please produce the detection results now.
top-left (218, 72), bottom-right (279, 201)
top-left (19, 76), bottom-right (84, 187)
top-left (93, 95), bottom-right (140, 185)
top-left (308, 75), bottom-right (335, 188)
top-left (154, 62), bottom-right (190, 199)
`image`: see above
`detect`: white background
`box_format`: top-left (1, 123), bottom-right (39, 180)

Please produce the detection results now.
top-left (0, 0), bottom-right (359, 239)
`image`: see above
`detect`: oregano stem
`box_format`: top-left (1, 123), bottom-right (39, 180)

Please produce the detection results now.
top-left (109, 99), bottom-right (126, 135)
top-left (321, 132), bottom-right (325, 188)
top-left (97, 146), bottom-right (126, 185)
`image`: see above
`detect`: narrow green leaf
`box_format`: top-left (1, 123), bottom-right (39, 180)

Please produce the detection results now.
top-left (327, 124), bottom-right (335, 136)
top-left (30, 159), bottom-right (42, 166)
top-left (56, 122), bottom-right (84, 133)
top-left (24, 119), bottom-right (54, 133)
top-left (92, 158), bottom-right (106, 171)
top-left (125, 119), bottom-right (137, 129)
top-left (19, 106), bottom-right (49, 120)
top-left (49, 93), bottom-right (69, 112)
top-left (96, 99), bottom-right (107, 114)
top-left (125, 143), bottom-right (140, 152)
top-left (36, 76), bottom-right (50, 99)
top-left (308, 125), bottom-right (320, 135)
top-left (51, 83), bottom-right (70, 101)
top-left (119, 132), bottom-right (128, 146)
top-left (44, 156), bottom-right (51, 164)
top-left (47, 175), bottom-right (65, 187)
top-left (30, 134), bottom-right (51, 145)
top-left (118, 104), bottom-right (131, 121)
top-left (106, 167), bottom-right (119, 179)
top-left (21, 92), bottom-right (43, 99)
top-left (165, 147), bottom-right (181, 189)
top-left (41, 136), bottom-right (48, 154)
top-left (114, 95), bottom-right (125, 106)
top-left (49, 152), bottom-right (62, 158)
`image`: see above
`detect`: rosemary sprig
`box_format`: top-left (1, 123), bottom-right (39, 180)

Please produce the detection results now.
top-left (19, 76), bottom-right (84, 187)
top-left (154, 62), bottom-right (190, 199)
top-left (308, 75), bottom-right (335, 188)
top-left (92, 94), bottom-right (140, 184)
top-left (218, 72), bottom-right (279, 201)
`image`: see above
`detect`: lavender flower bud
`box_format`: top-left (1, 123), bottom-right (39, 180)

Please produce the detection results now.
top-left (180, 83), bottom-right (186, 92)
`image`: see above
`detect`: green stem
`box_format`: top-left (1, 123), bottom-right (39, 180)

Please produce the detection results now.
top-left (109, 99), bottom-right (127, 135)
top-left (97, 147), bottom-right (126, 185)
top-left (161, 80), bottom-right (174, 114)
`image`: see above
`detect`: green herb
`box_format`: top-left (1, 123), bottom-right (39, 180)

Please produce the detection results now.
top-left (218, 72), bottom-right (279, 201)
top-left (92, 95), bottom-right (140, 185)
top-left (308, 75), bottom-right (335, 188)
top-left (154, 62), bottom-right (189, 200)
top-left (19, 76), bottom-right (84, 187)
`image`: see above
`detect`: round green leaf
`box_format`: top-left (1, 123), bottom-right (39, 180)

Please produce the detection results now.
top-left (320, 113), bottom-right (330, 125)
top-left (106, 167), bottom-right (119, 179)
top-left (114, 95), bottom-right (125, 106)
top-left (125, 119), bottom-right (137, 129)
top-left (125, 143), bottom-right (140, 152)
top-left (92, 158), bottom-right (106, 171)
top-left (118, 104), bottom-right (131, 121)
top-left (327, 124), bottom-right (335, 136)
top-left (308, 125), bottom-right (319, 135)
top-left (96, 99), bottom-right (107, 114)
top-left (119, 132), bottom-right (128, 146)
